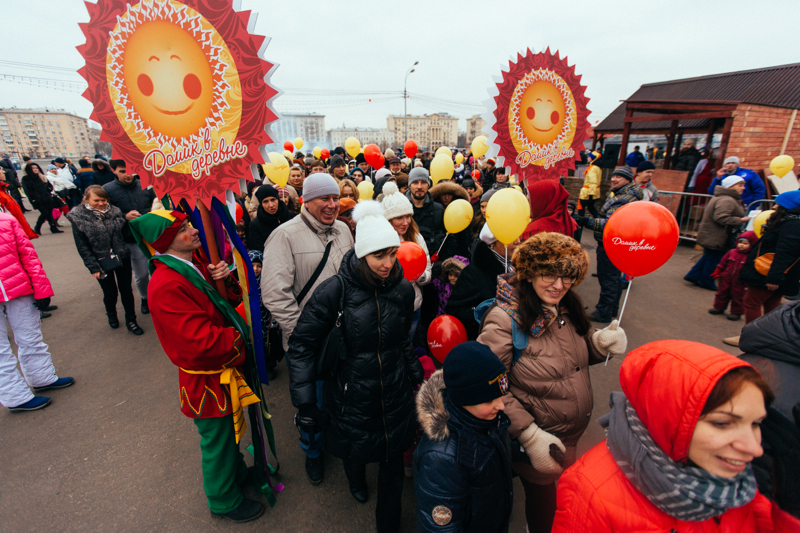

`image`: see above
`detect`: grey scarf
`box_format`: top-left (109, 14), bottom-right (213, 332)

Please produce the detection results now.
top-left (600, 391), bottom-right (757, 522)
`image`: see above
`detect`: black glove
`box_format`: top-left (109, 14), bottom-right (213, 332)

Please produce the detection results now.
top-left (573, 215), bottom-right (590, 227)
top-left (35, 297), bottom-right (51, 311)
top-left (295, 404), bottom-right (329, 436)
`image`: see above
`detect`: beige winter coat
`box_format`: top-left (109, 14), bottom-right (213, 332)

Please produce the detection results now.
top-left (477, 305), bottom-right (605, 484)
top-left (261, 210), bottom-right (354, 351)
top-left (696, 186), bottom-right (747, 251)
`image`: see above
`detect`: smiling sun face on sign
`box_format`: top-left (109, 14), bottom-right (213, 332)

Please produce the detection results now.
top-left (519, 80), bottom-right (566, 146)
top-left (124, 20), bottom-right (213, 139)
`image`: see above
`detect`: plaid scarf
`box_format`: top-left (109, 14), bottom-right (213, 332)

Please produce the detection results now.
top-left (85, 202), bottom-right (109, 220)
top-left (495, 273), bottom-right (564, 338)
top-left (600, 391), bottom-right (757, 522)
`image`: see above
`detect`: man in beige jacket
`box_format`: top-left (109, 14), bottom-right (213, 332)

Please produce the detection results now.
top-left (261, 172), bottom-right (354, 486)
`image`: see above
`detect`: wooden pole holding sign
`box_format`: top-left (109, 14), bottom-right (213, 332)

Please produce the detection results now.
top-left (196, 200), bottom-right (227, 295)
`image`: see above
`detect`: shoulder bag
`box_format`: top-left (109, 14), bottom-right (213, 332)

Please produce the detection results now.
top-left (296, 241), bottom-right (333, 305)
top-left (754, 240), bottom-right (800, 277)
top-left (315, 275), bottom-right (348, 380)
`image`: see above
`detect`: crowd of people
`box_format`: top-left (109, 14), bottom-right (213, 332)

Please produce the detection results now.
top-left (0, 143), bottom-right (798, 533)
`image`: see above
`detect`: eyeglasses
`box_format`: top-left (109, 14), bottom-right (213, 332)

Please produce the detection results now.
top-left (540, 274), bottom-right (576, 286)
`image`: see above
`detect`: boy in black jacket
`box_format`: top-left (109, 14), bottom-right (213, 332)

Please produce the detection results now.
top-left (414, 341), bottom-right (513, 532)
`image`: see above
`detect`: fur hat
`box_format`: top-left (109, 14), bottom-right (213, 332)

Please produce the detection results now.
top-left (511, 232), bottom-right (589, 287)
top-left (442, 256), bottom-right (467, 277)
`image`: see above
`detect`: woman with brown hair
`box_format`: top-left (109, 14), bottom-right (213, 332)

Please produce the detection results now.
top-left (552, 340), bottom-right (788, 532)
top-left (477, 232), bottom-right (628, 533)
top-left (338, 178), bottom-right (359, 202)
top-left (67, 185), bottom-right (143, 334)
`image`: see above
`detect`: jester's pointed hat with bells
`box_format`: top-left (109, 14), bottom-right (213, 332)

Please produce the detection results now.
top-left (128, 210), bottom-right (189, 261)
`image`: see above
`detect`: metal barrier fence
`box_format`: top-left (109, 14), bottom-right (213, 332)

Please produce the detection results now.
top-left (657, 193), bottom-right (777, 243)
top-left (656, 191), bottom-right (712, 242)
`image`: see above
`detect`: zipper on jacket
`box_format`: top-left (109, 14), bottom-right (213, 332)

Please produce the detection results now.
top-left (342, 383), bottom-right (348, 414)
top-left (0, 278), bottom-right (8, 302)
top-left (375, 290), bottom-right (389, 462)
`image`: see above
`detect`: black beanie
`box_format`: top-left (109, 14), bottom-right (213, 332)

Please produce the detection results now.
top-left (255, 184), bottom-right (279, 202)
top-left (636, 161), bottom-right (655, 173)
top-left (461, 178), bottom-right (476, 189)
top-left (443, 341), bottom-right (508, 407)
top-left (355, 153), bottom-right (366, 164)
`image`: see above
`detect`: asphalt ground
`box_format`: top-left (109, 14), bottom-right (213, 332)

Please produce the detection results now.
top-left (1, 209), bottom-right (749, 532)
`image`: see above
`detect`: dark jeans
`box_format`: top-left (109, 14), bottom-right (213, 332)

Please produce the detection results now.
top-left (34, 208), bottom-right (57, 231)
top-left (342, 454), bottom-right (405, 533)
top-left (685, 247), bottom-right (725, 290)
top-left (97, 256), bottom-right (136, 322)
top-left (578, 197), bottom-right (599, 218)
top-left (595, 243), bottom-right (623, 321)
top-left (520, 478), bottom-right (557, 533)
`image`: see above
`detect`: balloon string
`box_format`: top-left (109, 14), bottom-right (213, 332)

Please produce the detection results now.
top-left (605, 277), bottom-right (632, 366)
top-left (505, 245), bottom-right (508, 273)
top-left (435, 234), bottom-right (449, 257)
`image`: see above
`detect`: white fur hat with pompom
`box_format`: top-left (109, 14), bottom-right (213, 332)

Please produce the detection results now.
top-left (380, 181), bottom-right (413, 221)
top-left (353, 200), bottom-right (401, 258)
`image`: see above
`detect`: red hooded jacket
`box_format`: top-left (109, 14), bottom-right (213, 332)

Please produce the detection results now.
top-left (552, 340), bottom-right (787, 532)
top-left (521, 179), bottom-right (578, 240)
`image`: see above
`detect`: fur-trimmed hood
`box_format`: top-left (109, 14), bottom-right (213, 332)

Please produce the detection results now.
top-left (417, 370), bottom-right (450, 441)
top-left (430, 181), bottom-right (470, 203)
top-left (470, 184), bottom-right (484, 202)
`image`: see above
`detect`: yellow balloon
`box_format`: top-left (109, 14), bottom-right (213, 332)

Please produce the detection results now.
top-left (312, 146), bottom-right (322, 159)
top-left (430, 153), bottom-right (454, 184)
top-left (753, 209), bottom-right (774, 237)
top-left (513, 185), bottom-right (523, 193)
top-left (769, 155), bottom-right (795, 178)
top-left (455, 153), bottom-right (464, 165)
top-left (345, 137), bottom-right (361, 159)
top-left (444, 199), bottom-right (473, 234)
top-left (471, 135), bottom-right (489, 158)
top-left (357, 180), bottom-right (374, 201)
top-left (360, 147), bottom-right (364, 154)
top-left (283, 150), bottom-right (293, 160)
top-left (294, 137), bottom-right (304, 150)
top-left (485, 188), bottom-right (531, 245)
top-left (263, 152), bottom-right (290, 188)
top-left (435, 146), bottom-right (452, 158)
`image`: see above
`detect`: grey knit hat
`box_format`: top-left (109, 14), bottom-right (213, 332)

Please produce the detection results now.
top-left (408, 167), bottom-right (430, 186)
top-left (303, 172), bottom-right (340, 201)
top-left (612, 166), bottom-right (634, 181)
top-left (481, 188), bottom-right (497, 203)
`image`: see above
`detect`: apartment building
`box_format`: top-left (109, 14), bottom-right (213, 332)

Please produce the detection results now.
top-left (0, 108), bottom-right (94, 159)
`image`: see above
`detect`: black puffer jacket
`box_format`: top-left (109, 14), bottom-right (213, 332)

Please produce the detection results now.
top-left (66, 204), bottom-right (130, 274)
top-left (406, 190), bottom-right (445, 255)
top-left (21, 174), bottom-right (54, 211)
top-left (287, 248), bottom-right (424, 462)
top-left (91, 160), bottom-right (116, 187)
top-left (103, 177), bottom-right (156, 216)
top-left (414, 370), bottom-right (513, 533)
top-left (445, 240), bottom-right (506, 340)
top-left (739, 208), bottom-right (800, 295)
top-left (739, 301), bottom-right (800, 518)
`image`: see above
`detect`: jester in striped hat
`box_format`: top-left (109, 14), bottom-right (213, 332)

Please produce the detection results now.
top-left (128, 210), bottom-right (266, 523)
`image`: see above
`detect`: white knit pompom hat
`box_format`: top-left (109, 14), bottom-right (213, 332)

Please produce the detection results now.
top-left (353, 200), bottom-right (401, 258)
top-left (380, 181), bottom-right (413, 220)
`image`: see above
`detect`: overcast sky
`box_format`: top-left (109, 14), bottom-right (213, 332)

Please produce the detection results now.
top-left (1, 0), bottom-right (798, 140)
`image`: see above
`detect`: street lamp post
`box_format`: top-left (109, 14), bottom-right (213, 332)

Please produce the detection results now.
top-left (404, 61), bottom-right (418, 147)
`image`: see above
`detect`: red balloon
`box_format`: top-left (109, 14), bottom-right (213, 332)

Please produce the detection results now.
top-left (396, 241), bottom-right (427, 281)
top-left (471, 169), bottom-right (481, 179)
top-left (364, 143), bottom-right (385, 170)
top-left (404, 139), bottom-right (418, 159)
top-left (427, 315), bottom-right (468, 363)
top-left (603, 202), bottom-right (679, 277)
top-left (320, 148), bottom-right (330, 159)
top-left (283, 141), bottom-right (294, 152)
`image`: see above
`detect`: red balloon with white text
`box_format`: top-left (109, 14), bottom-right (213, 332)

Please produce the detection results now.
top-left (428, 315), bottom-right (468, 363)
top-left (603, 202), bottom-right (679, 277)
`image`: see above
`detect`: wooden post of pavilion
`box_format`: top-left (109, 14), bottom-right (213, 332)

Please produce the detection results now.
top-left (663, 120), bottom-right (678, 170)
top-left (617, 107), bottom-right (633, 166)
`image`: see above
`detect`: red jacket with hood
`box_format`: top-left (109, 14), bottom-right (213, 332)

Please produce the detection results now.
top-left (552, 340), bottom-right (784, 533)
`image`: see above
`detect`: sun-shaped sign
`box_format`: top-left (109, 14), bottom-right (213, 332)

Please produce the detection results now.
top-left (78, 0), bottom-right (278, 205)
top-left (490, 48), bottom-right (590, 182)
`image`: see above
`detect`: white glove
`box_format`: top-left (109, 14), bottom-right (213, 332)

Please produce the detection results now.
top-left (518, 422), bottom-right (566, 476)
top-left (592, 319), bottom-right (627, 356)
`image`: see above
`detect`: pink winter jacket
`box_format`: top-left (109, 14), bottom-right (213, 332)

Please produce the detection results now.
top-left (0, 212), bottom-right (53, 302)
